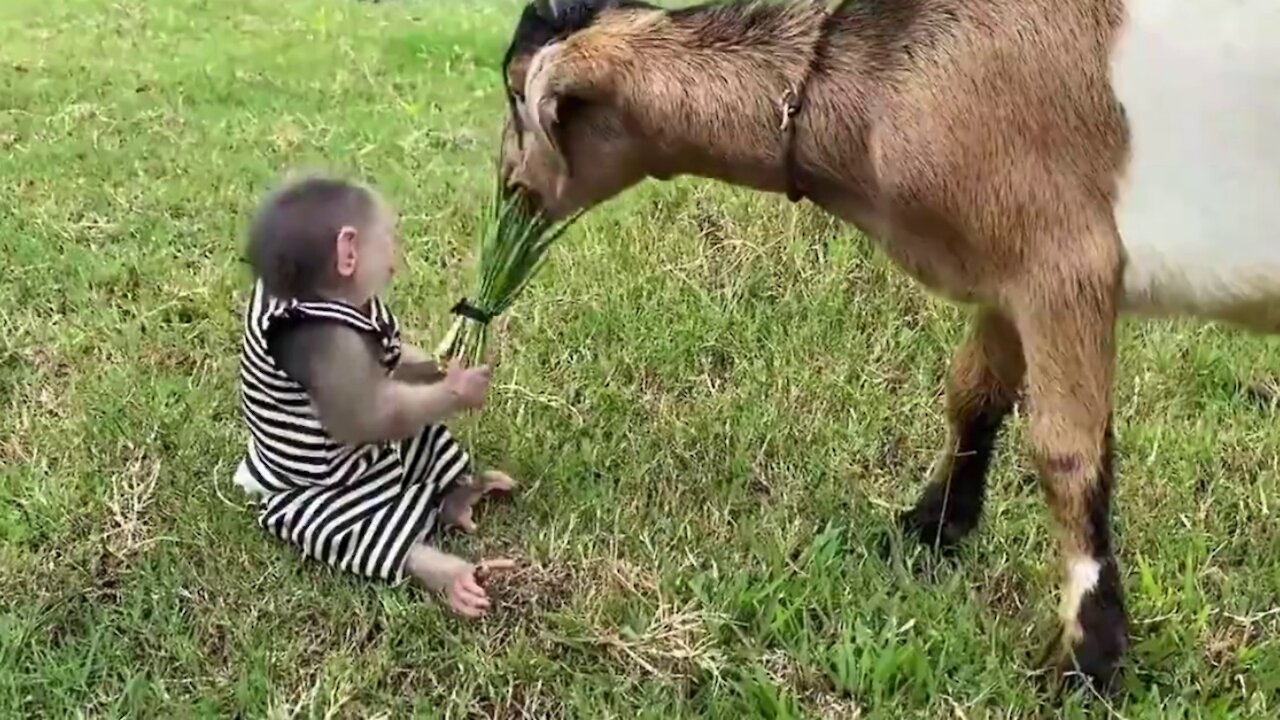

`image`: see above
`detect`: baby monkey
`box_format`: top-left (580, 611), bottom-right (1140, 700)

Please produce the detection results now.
top-left (232, 174), bottom-right (515, 617)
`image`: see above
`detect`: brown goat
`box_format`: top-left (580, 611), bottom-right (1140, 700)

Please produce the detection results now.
top-left (496, 0), bottom-right (1280, 690)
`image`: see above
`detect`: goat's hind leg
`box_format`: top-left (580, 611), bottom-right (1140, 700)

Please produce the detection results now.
top-left (900, 308), bottom-right (1025, 552)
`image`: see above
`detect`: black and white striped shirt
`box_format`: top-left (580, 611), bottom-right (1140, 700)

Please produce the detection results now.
top-left (239, 279), bottom-right (403, 490)
top-left (233, 279), bottom-right (470, 581)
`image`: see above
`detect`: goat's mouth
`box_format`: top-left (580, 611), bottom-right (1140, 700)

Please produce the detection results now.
top-left (503, 179), bottom-right (573, 224)
top-left (507, 176), bottom-right (586, 222)
top-left (506, 183), bottom-right (544, 218)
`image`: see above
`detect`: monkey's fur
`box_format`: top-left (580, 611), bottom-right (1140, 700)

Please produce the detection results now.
top-left (240, 176), bottom-right (516, 617)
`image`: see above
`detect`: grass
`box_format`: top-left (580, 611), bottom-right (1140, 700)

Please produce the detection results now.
top-left (1, 0), bottom-right (1277, 717)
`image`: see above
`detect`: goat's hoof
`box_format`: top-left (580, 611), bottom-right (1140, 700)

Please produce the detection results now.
top-left (1038, 616), bottom-right (1129, 696)
top-left (896, 505), bottom-right (973, 555)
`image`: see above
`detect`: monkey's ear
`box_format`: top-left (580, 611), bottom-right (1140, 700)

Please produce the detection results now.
top-left (335, 226), bottom-right (359, 278)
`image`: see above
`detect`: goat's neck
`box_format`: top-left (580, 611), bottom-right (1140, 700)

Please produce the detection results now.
top-left (613, 6), bottom-right (874, 199)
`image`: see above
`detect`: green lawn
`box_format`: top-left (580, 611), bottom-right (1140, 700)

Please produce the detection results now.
top-left (2, 0), bottom-right (1278, 717)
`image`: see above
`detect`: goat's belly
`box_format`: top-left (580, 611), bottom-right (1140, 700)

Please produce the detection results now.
top-left (1111, 0), bottom-right (1280, 332)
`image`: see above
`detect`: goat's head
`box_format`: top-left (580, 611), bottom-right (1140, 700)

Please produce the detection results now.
top-left (498, 0), bottom-right (660, 220)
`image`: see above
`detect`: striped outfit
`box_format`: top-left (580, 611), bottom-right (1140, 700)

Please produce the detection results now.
top-left (232, 280), bottom-right (471, 582)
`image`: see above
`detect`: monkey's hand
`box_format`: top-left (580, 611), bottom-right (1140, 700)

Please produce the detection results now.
top-left (442, 358), bottom-right (492, 410)
top-left (447, 558), bottom-right (516, 618)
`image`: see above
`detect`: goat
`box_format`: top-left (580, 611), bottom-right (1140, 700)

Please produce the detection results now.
top-left (496, 0), bottom-right (1280, 691)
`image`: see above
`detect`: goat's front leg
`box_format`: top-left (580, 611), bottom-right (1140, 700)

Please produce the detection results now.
top-left (1015, 275), bottom-right (1128, 690)
top-left (901, 307), bottom-right (1025, 551)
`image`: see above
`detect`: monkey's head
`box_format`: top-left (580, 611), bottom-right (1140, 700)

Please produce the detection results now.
top-left (246, 175), bottom-right (400, 305)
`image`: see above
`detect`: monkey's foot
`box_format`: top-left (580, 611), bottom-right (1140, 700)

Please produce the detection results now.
top-left (441, 470), bottom-right (517, 534)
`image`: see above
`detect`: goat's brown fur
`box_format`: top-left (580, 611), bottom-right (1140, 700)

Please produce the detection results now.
top-left (497, 0), bottom-right (1223, 692)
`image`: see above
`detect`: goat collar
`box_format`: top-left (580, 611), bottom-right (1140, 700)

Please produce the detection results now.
top-left (780, 0), bottom-right (847, 204)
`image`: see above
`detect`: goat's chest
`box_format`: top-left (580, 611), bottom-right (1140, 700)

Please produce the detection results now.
top-left (816, 191), bottom-right (990, 305)
top-left (1111, 0), bottom-right (1280, 330)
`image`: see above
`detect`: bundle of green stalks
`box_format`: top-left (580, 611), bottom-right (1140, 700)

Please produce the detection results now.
top-left (434, 182), bottom-right (582, 367)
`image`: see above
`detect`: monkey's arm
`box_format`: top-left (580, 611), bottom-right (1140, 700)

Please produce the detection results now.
top-left (392, 342), bottom-right (444, 384)
top-left (269, 323), bottom-right (461, 444)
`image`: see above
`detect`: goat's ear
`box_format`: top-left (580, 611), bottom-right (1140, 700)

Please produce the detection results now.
top-left (534, 0), bottom-right (564, 21)
top-left (525, 44), bottom-right (577, 174)
top-left (534, 93), bottom-right (567, 171)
